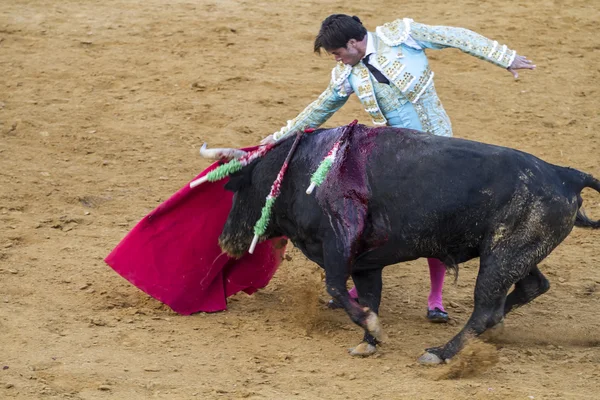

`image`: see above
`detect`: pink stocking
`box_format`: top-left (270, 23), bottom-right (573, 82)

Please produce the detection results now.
top-left (347, 259), bottom-right (445, 309)
top-left (427, 258), bottom-right (446, 311)
top-left (348, 286), bottom-right (358, 299)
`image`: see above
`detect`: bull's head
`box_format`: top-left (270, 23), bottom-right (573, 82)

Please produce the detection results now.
top-left (196, 144), bottom-right (258, 257)
top-left (190, 144), bottom-right (250, 188)
top-left (218, 160), bottom-right (263, 258)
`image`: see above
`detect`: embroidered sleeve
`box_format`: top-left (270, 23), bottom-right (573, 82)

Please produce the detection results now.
top-left (272, 66), bottom-right (352, 142)
top-left (409, 22), bottom-right (517, 69)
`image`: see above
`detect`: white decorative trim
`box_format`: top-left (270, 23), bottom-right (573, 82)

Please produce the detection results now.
top-left (376, 56), bottom-right (391, 68)
top-left (375, 26), bottom-right (389, 46)
top-left (411, 72), bottom-right (435, 103)
top-left (497, 44), bottom-right (508, 62)
top-left (376, 18), bottom-right (413, 47)
top-left (357, 70), bottom-right (376, 100)
top-left (507, 50), bottom-right (517, 68)
top-left (331, 63), bottom-right (352, 87)
top-left (401, 75), bottom-right (417, 92)
top-left (487, 41), bottom-right (498, 58)
top-left (352, 63), bottom-right (387, 125)
top-left (273, 119), bottom-right (296, 141)
top-left (387, 63), bottom-right (406, 80)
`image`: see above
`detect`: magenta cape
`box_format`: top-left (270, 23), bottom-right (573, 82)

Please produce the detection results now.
top-left (104, 149), bottom-right (285, 314)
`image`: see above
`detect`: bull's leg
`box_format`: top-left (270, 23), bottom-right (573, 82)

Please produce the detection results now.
top-left (322, 247), bottom-right (386, 347)
top-left (324, 272), bottom-right (385, 343)
top-left (348, 267), bottom-right (384, 356)
top-left (419, 229), bottom-right (561, 365)
top-left (481, 266), bottom-right (550, 340)
top-left (504, 265), bottom-right (550, 315)
top-left (419, 260), bottom-right (514, 364)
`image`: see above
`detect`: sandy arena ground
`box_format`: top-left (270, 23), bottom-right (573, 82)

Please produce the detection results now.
top-left (1, 0), bottom-right (600, 398)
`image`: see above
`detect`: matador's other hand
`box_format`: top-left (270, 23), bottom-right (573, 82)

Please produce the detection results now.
top-left (507, 54), bottom-right (536, 79)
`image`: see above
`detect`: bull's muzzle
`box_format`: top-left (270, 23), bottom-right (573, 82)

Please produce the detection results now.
top-left (218, 234), bottom-right (249, 259)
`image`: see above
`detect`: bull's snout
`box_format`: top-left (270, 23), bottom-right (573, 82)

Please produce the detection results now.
top-left (218, 233), bottom-right (250, 259)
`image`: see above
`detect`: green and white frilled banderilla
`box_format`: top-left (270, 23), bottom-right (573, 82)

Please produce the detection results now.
top-left (190, 143), bottom-right (276, 188)
top-left (193, 129), bottom-right (307, 254)
top-left (306, 119), bottom-right (358, 195)
top-left (249, 130), bottom-right (304, 254)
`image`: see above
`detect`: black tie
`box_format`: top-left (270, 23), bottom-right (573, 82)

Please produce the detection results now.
top-left (363, 54), bottom-right (390, 84)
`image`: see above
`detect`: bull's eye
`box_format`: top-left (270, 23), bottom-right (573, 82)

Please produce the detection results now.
top-left (223, 158), bottom-right (261, 192)
top-left (224, 175), bottom-right (245, 192)
top-left (223, 161), bottom-right (257, 192)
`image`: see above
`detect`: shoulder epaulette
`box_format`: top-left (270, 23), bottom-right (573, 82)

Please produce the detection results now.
top-left (330, 62), bottom-right (352, 88)
top-left (375, 18), bottom-right (414, 47)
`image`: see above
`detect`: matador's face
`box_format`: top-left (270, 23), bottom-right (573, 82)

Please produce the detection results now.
top-left (328, 39), bottom-right (365, 66)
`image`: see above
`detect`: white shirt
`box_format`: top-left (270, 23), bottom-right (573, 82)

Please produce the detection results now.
top-left (364, 32), bottom-right (378, 60)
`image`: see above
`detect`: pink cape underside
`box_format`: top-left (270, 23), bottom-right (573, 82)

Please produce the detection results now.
top-left (104, 147), bottom-right (286, 315)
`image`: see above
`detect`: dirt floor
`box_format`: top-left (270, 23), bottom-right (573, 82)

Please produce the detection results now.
top-left (1, 0), bottom-right (600, 398)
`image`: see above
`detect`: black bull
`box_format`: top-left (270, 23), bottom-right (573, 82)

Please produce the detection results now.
top-left (218, 124), bottom-right (600, 363)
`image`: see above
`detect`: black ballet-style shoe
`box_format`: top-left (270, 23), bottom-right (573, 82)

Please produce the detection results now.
top-left (427, 307), bottom-right (449, 323)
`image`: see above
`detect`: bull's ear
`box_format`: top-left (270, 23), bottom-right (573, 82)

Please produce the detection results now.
top-left (224, 173), bottom-right (245, 192)
top-left (224, 161), bottom-right (257, 192)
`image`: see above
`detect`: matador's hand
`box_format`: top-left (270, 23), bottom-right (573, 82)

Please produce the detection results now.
top-left (260, 134), bottom-right (276, 145)
top-left (508, 54), bottom-right (536, 79)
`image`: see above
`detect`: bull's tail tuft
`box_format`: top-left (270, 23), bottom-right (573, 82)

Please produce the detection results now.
top-left (575, 174), bottom-right (600, 229)
top-left (442, 256), bottom-right (459, 283)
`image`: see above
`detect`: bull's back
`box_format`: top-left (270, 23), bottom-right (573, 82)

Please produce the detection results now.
top-left (360, 130), bottom-right (578, 260)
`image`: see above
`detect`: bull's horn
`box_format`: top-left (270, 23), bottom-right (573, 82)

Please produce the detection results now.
top-left (199, 143), bottom-right (247, 160)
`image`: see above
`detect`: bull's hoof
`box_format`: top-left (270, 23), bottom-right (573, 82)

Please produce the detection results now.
top-left (326, 295), bottom-right (359, 310)
top-left (489, 320), bottom-right (505, 336)
top-left (349, 342), bottom-right (377, 357)
top-left (418, 351), bottom-right (444, 365)
top-left (326, 299), bottom-right (343, 310)
top-left (364, 310), bottom-right (387, 343)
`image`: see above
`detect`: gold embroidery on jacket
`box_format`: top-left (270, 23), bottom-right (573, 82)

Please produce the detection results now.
top-left (352, 63), bottom-right (387, 125)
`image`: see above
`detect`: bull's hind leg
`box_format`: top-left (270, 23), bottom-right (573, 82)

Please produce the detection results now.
top-left (419, 239), bottom-right (552, 364)
top-left (504, 265), bottom-right (550, 315)
top-left (482, 266), bottom-right (550, 339)
top-left (348, 267), bottom-right (384, 356)
top-left (418, 259), bottom-right (514, 364)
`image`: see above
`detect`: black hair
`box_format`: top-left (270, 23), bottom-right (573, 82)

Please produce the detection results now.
top-left (313, 14), bottom-right (367, 53)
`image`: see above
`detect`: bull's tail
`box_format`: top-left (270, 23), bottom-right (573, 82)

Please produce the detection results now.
top-left (575, 174), bottom-right (600, 229)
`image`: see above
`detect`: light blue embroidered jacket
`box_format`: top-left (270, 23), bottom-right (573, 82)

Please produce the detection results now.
top-left (272, 18), bottom-right (517, 141)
